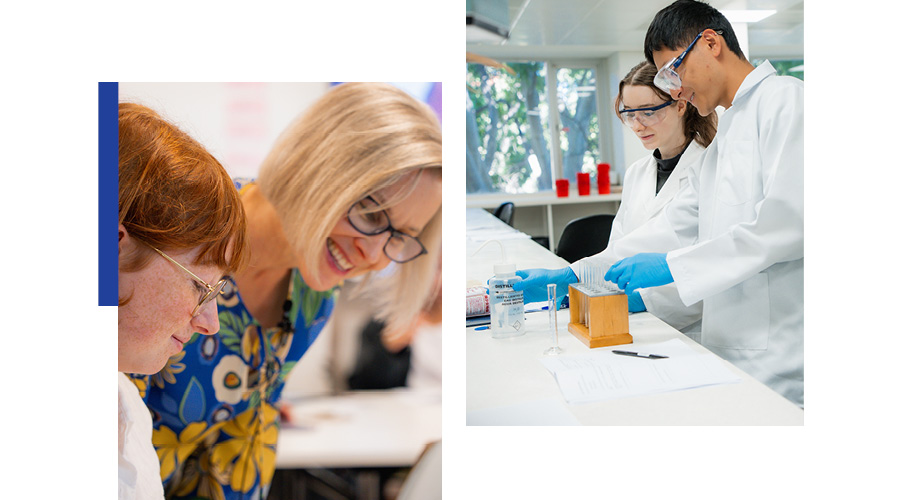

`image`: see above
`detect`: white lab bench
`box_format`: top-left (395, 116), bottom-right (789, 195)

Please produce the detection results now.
top-left (466, 207), bottom-right (803, 425)
top-left (466, 191), bottom-right (622, 252)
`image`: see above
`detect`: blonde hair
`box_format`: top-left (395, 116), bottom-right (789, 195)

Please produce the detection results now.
top-left (257, 83), bottom-right (442, 336)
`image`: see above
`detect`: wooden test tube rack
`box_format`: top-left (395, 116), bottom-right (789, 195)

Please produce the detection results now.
top-left (567, 283), bottom-right (632, 348)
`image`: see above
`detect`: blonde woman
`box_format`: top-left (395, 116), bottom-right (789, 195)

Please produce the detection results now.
top-left (132, 83), bottom-right (441, 499)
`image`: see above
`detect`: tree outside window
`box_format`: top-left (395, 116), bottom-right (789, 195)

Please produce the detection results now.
top-left (753, 58), bottom-right (804, 80)
top-left (467, 62), bottom-right (602, 195)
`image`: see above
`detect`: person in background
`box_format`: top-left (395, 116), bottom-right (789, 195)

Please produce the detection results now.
top-left (283, 252), bottom-right (442, 397)
top-left (513, 60), bottom-right (717, 338)
top-left (118, 103), bottom-right (249, 500)
top-left (604, 0), bottom-right (803, 406)
top-left (131, 83), bottom-right (442, 499)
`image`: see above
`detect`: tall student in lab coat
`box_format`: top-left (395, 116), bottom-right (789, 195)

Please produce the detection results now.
top-left (513, 60), bottom-right (717, 337)
top-left (604, 0), bottom-right (804, 406)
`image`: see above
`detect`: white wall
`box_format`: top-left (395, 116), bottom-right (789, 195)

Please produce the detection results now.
top-left (607, 51), bottom-right (650, 181)
top-left (119, 83), bottom-right (330, 179)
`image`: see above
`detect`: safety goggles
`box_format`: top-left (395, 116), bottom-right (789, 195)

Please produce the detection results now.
top-left (654, 29), bottom-right (723, 95)
top-left (618, 100), bottom-right (675, 128)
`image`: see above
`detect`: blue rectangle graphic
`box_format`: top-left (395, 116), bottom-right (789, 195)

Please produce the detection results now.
top-left (98, 82), bottom-right (118, 306)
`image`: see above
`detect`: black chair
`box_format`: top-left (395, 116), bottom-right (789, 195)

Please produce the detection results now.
top-left (555, 214), bottom-right (616, 264)
top-left (492, 202), bottom-right (515, 226)
top-left (531, 236), bottom-right (550, 250)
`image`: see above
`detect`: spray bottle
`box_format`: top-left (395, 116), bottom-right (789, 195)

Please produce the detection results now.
top-left (473, 240), bottom-right (525, 338)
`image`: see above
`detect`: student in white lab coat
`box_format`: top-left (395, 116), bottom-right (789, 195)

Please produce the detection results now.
top-left (514, 60), bottom-right (716, 338)
top-left (604, 0), bottom-right (804, 406)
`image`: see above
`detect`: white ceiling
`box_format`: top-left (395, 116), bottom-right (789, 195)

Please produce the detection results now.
top-left (467, 0), bottom-right (804, 60)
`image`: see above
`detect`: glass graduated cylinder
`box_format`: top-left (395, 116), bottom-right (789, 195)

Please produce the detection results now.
top-left (544, 283), bottom-right (562, 355)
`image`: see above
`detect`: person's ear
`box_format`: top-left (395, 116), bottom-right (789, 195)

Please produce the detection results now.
top-left (676, 99), bottom-right (688, 116)
top-left (119, 224), bottom-right (132, 253)
top-left (705, 29), bottom-right (723, 58)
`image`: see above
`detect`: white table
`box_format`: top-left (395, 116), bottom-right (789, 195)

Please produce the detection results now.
top-left (272, 389), bottom-right (441, 500)
top-left (277, 389), bottom-right (441, 468)
top-left (466, 208), bottom-right (803, 425)
top-left (466, 207), bottom-right (570, 287)
top-left (467, 192), bottom-right (622, 252)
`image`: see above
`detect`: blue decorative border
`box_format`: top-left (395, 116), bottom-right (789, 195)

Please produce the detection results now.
top-left (98, 82), bottom-right (118, 306)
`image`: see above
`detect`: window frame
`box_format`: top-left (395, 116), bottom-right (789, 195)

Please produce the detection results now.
top-left (466, 57), bottom-right (612, 201)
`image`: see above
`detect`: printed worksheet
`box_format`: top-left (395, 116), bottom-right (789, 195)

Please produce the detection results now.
top-left (539, 339), bottom-right (741, 404)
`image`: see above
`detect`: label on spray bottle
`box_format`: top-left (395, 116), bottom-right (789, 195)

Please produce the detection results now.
top-left (489, 278), bottom-right (525, 337)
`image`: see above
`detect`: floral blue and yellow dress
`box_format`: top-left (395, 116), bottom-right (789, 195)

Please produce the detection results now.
top-left (129, 180), bottom-right (336, 500)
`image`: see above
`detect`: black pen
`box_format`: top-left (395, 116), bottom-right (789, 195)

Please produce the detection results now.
top-left (611, 350), bottom-right (668, 359)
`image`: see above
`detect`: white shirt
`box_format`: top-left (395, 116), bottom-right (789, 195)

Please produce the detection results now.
top-left (574, 140), bottom-right (706, 337)
top-left (601, 61), bottom-right (804, 406)
top-left (118, 373), bottom-right (165, 500)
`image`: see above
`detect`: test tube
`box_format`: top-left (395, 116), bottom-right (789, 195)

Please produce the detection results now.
top-left (584, 265), bottom-right (591, 325)
top-left (579, 272), bottom-right (586, 325)
top-left (543, 283), bottom-right (562, 355)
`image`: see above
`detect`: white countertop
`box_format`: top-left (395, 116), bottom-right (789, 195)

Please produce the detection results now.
top-left (466, 208), bottom-right (803, 425)
top-left (466, 191), bottom-right (622, 208)
top-left (277, 389), bottom-right (442, 468)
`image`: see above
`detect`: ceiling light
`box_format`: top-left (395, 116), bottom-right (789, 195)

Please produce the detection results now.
top-left (467, 0), bottom-right (510, 42)
top-left (720, 10), bottom-right (777, 23)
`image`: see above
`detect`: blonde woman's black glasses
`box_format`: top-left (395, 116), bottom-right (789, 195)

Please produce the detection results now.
top-left (347, 196), bottom-right (427, 263)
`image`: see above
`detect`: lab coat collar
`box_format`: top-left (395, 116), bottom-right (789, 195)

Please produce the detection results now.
top-left (648, 139), bottom-right (704, 215)
top-left (732, 60), bottom-right (776, 106)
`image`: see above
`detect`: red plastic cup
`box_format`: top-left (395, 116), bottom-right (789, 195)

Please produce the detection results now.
top-left (555, 179), bottom-right (569, 197)
top-left (576, 172), bottom-right (590, 195)
top-left (597, 163), bottom-right (611, 194)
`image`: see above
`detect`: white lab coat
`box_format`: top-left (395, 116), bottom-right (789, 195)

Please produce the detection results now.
top-left (597, 61), bottom-right (804, 406)
top-left (573, 140), bottom-right (706, 338)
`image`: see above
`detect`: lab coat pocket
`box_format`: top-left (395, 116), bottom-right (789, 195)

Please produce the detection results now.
top-left (716, 140), bottom-right (754, 205)
top-left (703, 273), bottom-right (769, 350)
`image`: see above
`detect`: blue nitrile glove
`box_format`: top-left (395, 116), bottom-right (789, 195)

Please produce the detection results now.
top-left (627, 291), bottom-right (646, 312)
top-left (604, 253), bottom-right (673, 296)
top-left (512, 267), bottom-right (578, 306)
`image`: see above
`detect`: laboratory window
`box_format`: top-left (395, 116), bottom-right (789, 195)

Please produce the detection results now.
top-left (466, 61), bottom-right (605, 195)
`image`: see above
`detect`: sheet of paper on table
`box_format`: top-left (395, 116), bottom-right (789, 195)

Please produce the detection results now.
top-left (539, 339), bottom-right (741, 404)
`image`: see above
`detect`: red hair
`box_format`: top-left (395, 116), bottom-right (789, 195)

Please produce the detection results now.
top-left (118, 103), bottom-right (249, 277)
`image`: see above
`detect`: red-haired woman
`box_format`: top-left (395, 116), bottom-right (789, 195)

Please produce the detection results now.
top-left (118, 102), bottom-right (249, 500)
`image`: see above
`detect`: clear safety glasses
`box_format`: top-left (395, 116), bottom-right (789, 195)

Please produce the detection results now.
top-left (654, 29), bottom-right (724, 95)
top-left (347, 196), bottom-right (427, 264)
top-left (152, 246), bottom-right (228, 317)
top-left (618, 100), bottom-right (675, 128)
